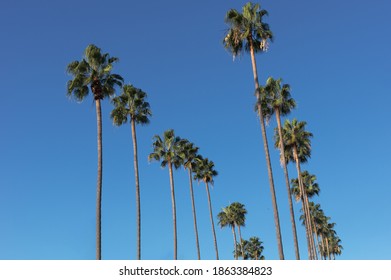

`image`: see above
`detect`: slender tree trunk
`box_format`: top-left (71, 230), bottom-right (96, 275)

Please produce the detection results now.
top-left (205, 182), bottom-right (219, 260)
top-left (275, 109), bottom-right (300, 260)
top-left (300, 196), bottom-right (312, 259)
top-left (293, 146), bottom-right (314, 259)
top-left (249, 38), bottom-right (284, 260)
top-left (325, 236), bottom-right (330, 260)
top-left (308, 200), bottom-right (318, 260)
top-left (187, 168), bottom-right (201, 260)
top-left (236, 225), bottom-right (245, 259)
top-left (168, 162), bottom-right (177, 260)
top-left (320, 234), bottom-right (326, 260)
top-left (304, 194), bottom-right (316, 259)
top-left (95, 99), bottom-right (103, 260)
top-left (131, 119), bottom-right (141, 260)
top-left (232, 225), bottom-right (238, 260)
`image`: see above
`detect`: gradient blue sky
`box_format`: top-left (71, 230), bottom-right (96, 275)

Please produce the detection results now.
top-left (1, 0), bottom-right (390, 260)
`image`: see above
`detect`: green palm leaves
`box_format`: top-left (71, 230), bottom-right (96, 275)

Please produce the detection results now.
top-left (224, 2), bottom-right (273, 58)
top-left (111, 85), bottom-right (152, 126)
top-left (218, 202), bottom-right (247, 259)
top-left (238, 237), bottom-right (265, 260)
top-left (67, 44), bottom-right (123, 101)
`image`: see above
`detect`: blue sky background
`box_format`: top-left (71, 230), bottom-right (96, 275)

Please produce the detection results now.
top-left (0, 0), bottom-right (390, 260)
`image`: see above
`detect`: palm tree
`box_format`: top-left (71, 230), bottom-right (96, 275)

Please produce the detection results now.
top-left (229, 202), bottom-right (247, 259)
top-left (224, 2), bottom-right (284, 260)
top-left (194, 156), bottom-right (219, 260)
top-left (328, 235), bottom-right (343, 260)
top-left (111, 84), bottom-right (151, 260)
top-left (276, 119), bottom-right (315, 259)
top-left (218, 206), bottom-right (238, 259)
top-left (292, 171), bottom-right (320, 260)
top-left (262, 76), bottom-right (300, 259)
top-left (246, 236), bottom-right (265, 260)
top-left (148, 129), bottom-right (183, 260)
top-left (66, 44), bottom-right (123, 260)
top-left (236, 237), bottom-right (265, 260)
top-left (291, 171), bottom-right (320, 201)
top-left (178, 140), bottom-right (201, 259)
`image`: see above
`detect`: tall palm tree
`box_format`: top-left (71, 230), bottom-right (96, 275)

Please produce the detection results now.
top-left (148, 129), bottom-right (183, 260)
top-left (66, 44), bottom-right (123, 260)
top-left (178, 140), bottom-right (201, 259)
top-left (229, 202), bottom-right (247, 259)
top-left (276, 119), bottom-right (315, 259)
top-left (224, 2), bottom-right (284, 260)
top-left (111, 84), bottom-right (151, 260)
top-left (293, 170), bottom-right (320, 261)
top-left (217, 206), bottom-right (238, 259)
top-left (262, 76), bottom-right (300, 259)
top-left (194, 156), bottom-right (219, 260)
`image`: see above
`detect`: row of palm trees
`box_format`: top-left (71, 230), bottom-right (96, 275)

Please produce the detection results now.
top-left (66, 1), bottom-right (343, 260)
top-left (291, 173), bottom-right (343, 259)
top-left (223, 2), bottom-right (342, 260)
top-left (66, 44), bottom-right (222, 260)
top-left (148, 130), bottom-right (220, 260)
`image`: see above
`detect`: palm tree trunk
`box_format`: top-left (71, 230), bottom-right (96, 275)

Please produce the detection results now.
top-left (249, 37), bottom-right (284, 260)
top-left (304, 194), bottom-right (316, 259)
top-left (300, 196), bottom-right (312, 259)
top-left (293, 146), bottom-right (314, 259)
top-left (232, 225), bottom-right (238, 260)
top-left (236, 225), bottom-right (245, 259)
top-left (325, 236), bottom-right (330, 260)
top-left (308, 201), bottom-right (318, 260)
top-left (205, 182), bottom-right (219, 260)
top-left (168, 162), bottom-right (177, 260)
top-left (131, 119), bottom-right (141, 260)
top-left (187, 168), bottom-right (201, 260)
top-left (95, 99), bottom-right (103, 260)
top-left (320, 233), bottom-right (326, 260)
top-left (275, 109), bottom-right (300, 260)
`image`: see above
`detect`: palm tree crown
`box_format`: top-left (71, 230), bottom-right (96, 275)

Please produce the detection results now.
top-left (291, 171), bottom-right (320, 201)
top-left (111, 84), bottom-right (152, 126)
top-left (148, 129), bottom-right (184, 169)
top-left (262, 77), bottom-right (296, 121)
top-left (194, 156), bottom-right (218, 185)
top-left (224, 2), bottom-right (273, 58)
top-left (276, 119), bottom-right (313, 164)
top-left (67, 44), bottom-right (123, 101)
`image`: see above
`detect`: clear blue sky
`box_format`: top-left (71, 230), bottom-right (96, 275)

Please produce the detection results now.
top-left (0, 0), bottom-right (390, 260)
